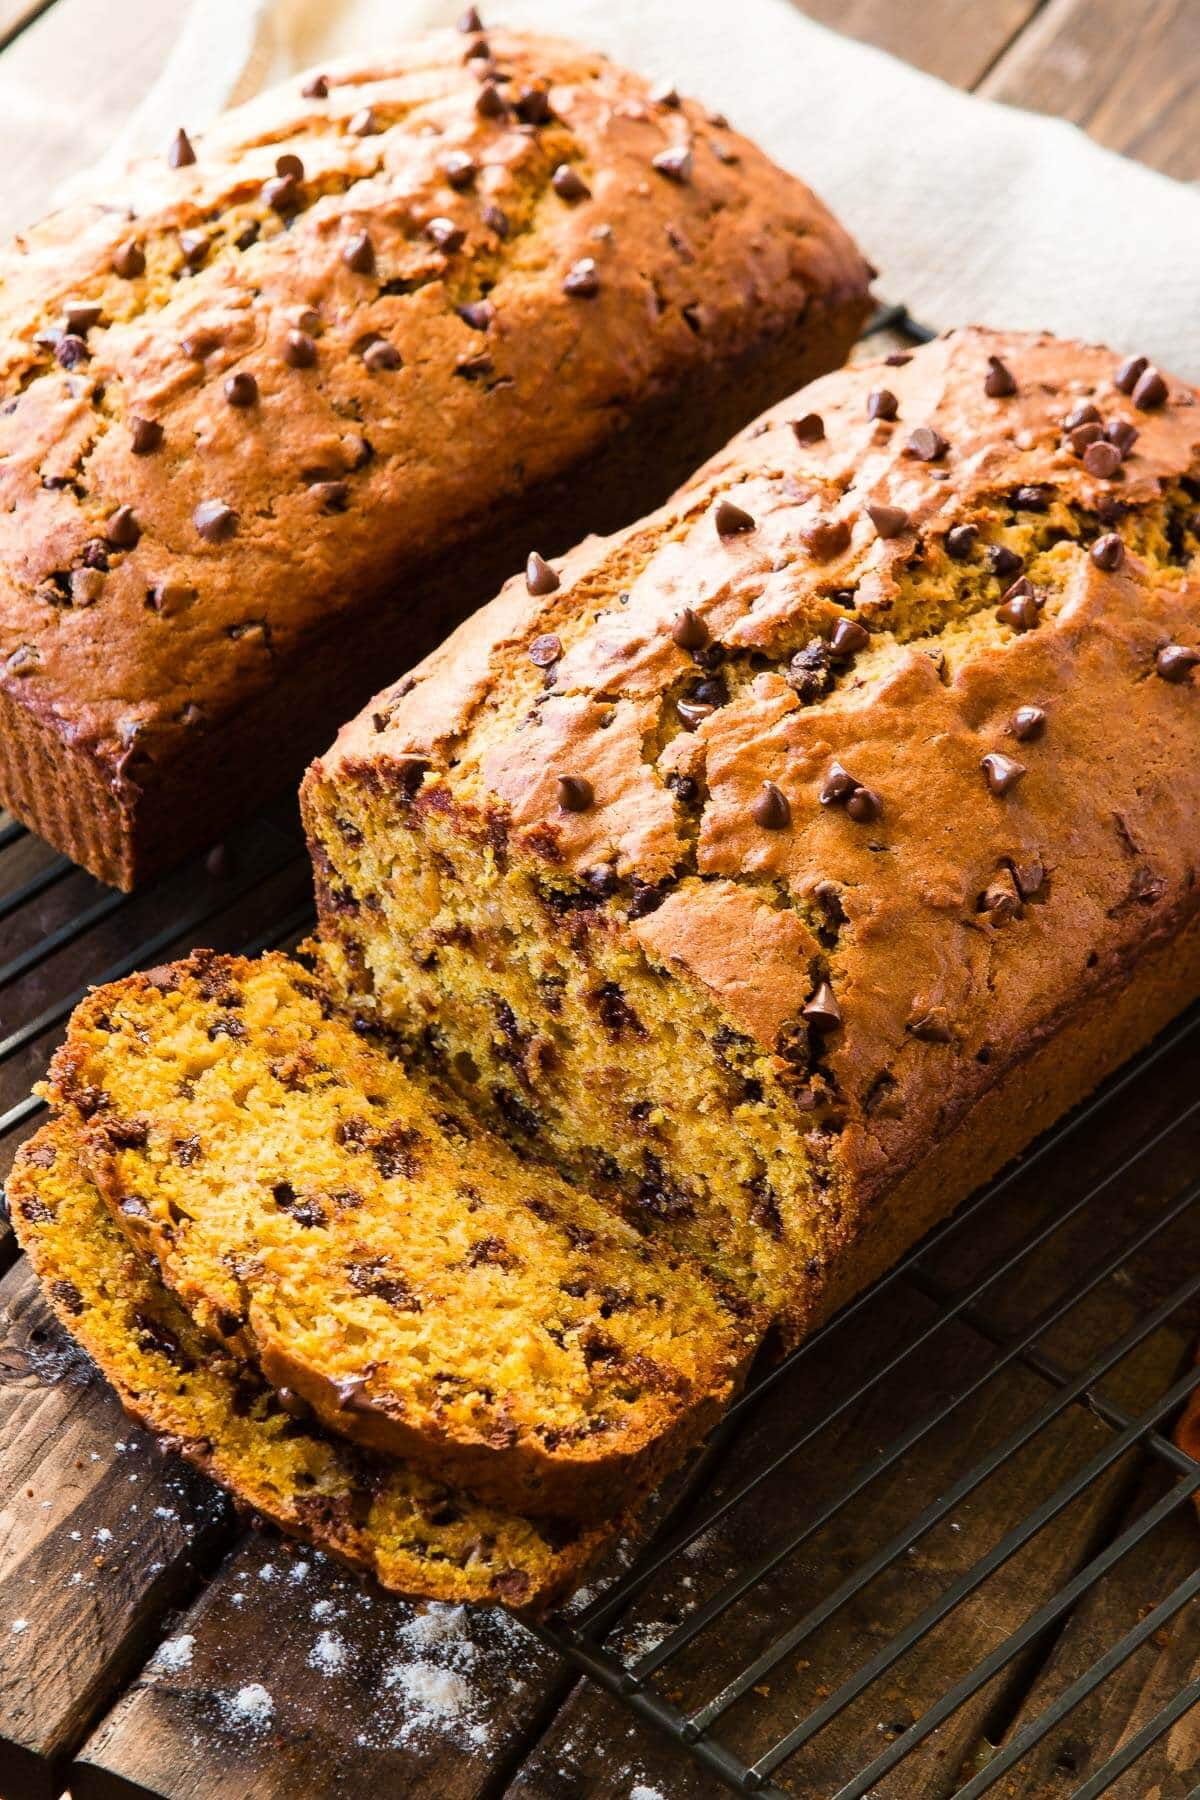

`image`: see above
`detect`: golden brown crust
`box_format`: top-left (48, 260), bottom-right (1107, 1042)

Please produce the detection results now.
top-left (0, 28), bottom-right (869, 886)
top-left (309, 326), bottom-right (1200, 1334)
top-left (7, 1118), bottom-right (619, 1612)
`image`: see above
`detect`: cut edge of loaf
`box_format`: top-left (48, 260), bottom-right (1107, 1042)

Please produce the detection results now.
top-left (8, 1117), bottom-right (624, 1613)
top-left (45, 949), bottom-right (762, 1521)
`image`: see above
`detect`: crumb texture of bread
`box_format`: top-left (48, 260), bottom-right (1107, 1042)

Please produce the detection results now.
top-left (304, 327), bottom-right (1200, 1340)
top-left (7, 1118), bottom-right (617, 1612)
top-left (45, 950), bottom-right (759, 1520)
top-left (0, 27), bottom-right (870, 885)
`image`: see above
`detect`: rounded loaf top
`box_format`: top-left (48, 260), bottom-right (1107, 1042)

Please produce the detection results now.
top-left (328, 326), bottom-right (1200, 1188)
top-left (0, 25), bottom-right (870, 767)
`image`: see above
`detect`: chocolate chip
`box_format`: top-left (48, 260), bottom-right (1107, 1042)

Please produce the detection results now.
top-left (426, 216), bottom-right (466, 255)
top-left (475, 80), bottom-right (507, 118)
top-left (362, 336), bottom-right (402, 371)
top-left (803, 981), bottom-right (842, 1031)
top-left (943, 523), bottom-right (977, 562)
top-left (563, 257), bottom-right (600, 297)
top-left (867, 388), bottom-right (898, 421)
top-left (168, 127), bottom-right (196, 168)
top-left (457, 299), bottom-right (494, 331)
top-left (1083, 440), bottom-right (1122, 479)
top-left (525, 551), bottom-right (559, 595)
top-left (752, 780), bottom-right (791, 830)
top-left (516, 84), bottom-right (552, 125)
top-left (845, 786), bottom-right (882, 822)
top-left (105, 505), bottom-right (140, 549)
top-left (650, 80), bottom-right (681, 107)
top-left (181, 327), bottom-right (221, 360)
top-left (819, 761), bottom-right (858, 806)
top-left (652, 144), bottom-right (692, 182)
top-left (284, 330), bottom-right (317, 368)
top-left (715, 497), bottom-right (754, 536)
top-left (867, 502), bottom-right (908, 540)
top-left (787, 639), bottom-right (831, 702)
top-left (1132, 367), bottom-right (1168, 410)
top-left (1114, 355), bottom-right (1147, 394)
top-left (481, 202), bottom-right (510, 237)
top-left (1090, 532), bottom-right (1124, 570)
top-left (981, 752), bottom-right (1026, 795)
top-left (441, 150), bottom-right (476, 190)
top-left (1014, 485), bottom-right (1052, 512)
top-left (791, 412), bottom-right (824, 445)
top-left (1105, 419), bottom-right (1138, 456)
top-left (528, 632), bottom-right (562, 667)
top-left (830, 617), bottom-right (869, 657)
top-left (224, 371), bottom-right (258, 407)
top-left (979, 877), bottom-right (1022, 923)
top-left (311, 479), bottom-right (349, 512)
top-left (671, 607), bottom-right (709, 650)
top-left (1155, 644), bottom-right (1199, 683)
top-left (909, 1008), bottom-right (953, 1042)
top-left (302, 73), bottom-right (329, 98)
top-left (1067, 422), bottom-right (1104, 454)
top-left (458, 4), bottom-right (483, 27)
top-left (112, 238), bottom-right (145, 278)
top-left (275, 152), bottom-right (303, 179)
top-left (1012, 857), bottom-right (1045, 899)
top-left (556, 775), bottom-right (593, 812)
top-left (130, 416), bottom-right (163, 455)
top-left (984, 355), bottom-right (1016, 398)
top-left (262, 172), bottom-right (300, 213)
top-left (552, 163), bottom-right (591, 200)
top-left (149, 579), bottom-right (196, 615)
top-left (341, 229), bottom-right (375, 274)
top-left (676, 698), bottom-right (714, 730)
top-left (178, 230), bottom-right (209, 268)
top-left (908, 425), bottom-right (948, 462)
top-left (55, 334), bottom-right (89, 369)
top-left (987, 544), bottom-right (1023, 581)
top-left (996, 591), bottom-right (1040, 632)
top-left (194, 499), bottom-right (238, 542)
top-left (348, 106), bottom-right (379, 136)
top-left (1010, 704), bottom-right (1046, 740)
top-left (65, 302), bottom-right (102, 336)
top-left (1063, 403), bottom-right (1101, 431)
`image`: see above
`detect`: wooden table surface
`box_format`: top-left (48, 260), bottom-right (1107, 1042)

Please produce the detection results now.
top-left (0, 4), bottom-right (1198, 1799)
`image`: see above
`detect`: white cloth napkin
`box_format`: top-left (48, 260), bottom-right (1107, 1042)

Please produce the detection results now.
top-left (90, 0), bottom-right (1200, 380)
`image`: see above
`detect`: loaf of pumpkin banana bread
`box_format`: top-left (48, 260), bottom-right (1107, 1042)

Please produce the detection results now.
top-left (0, 23), bottom-right (870, 888)
top-left (46, 950), bottom-right (759, 1520)
top-left (304, 326), bottom-right (1200, 1346)
top-left (8, 1119), bottom-right (616, 1611)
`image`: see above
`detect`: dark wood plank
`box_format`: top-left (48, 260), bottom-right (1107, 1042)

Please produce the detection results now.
top-left (0, 1263), bottom-right (235, 1800)
top-left (980, 0), bottom-right (1200, 178)
top-left (791, 0), bottom-right (1042, 90)
top-left (72, 1532), bottom-right (572, 1800)
top-left (993, 1456), bottom-right (1200, 1796)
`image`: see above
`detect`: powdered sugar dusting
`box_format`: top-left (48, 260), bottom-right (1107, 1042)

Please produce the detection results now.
top-left (153, 1634), bottom-right (195, 1673)
top-left (309, 1630), bottom-right (347, 1674)
top-left (219, 1683), bottom-right (274, 1731)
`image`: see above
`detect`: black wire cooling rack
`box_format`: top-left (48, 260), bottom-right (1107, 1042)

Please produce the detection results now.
top-left (2, 304), bottom-right (1199, 1800)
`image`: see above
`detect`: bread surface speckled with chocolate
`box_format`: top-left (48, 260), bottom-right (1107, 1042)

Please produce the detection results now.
top-left (304, 326), bottom-right (1200, 1343)
top-left (0, 24), bottom-right (870, 887)
top-left (8, 1118), bottom-right (619, 1612)
top-left (46, 950), bottom-right (759, 1521)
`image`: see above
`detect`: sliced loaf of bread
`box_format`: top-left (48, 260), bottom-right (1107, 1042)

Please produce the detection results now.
top-left (8, 1120), bottom-right (616, 1611)
top-left (47, 951), bottom-right (760, 1521)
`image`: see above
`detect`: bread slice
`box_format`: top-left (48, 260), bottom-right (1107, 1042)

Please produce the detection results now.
top-left (7, 1119), bottom-right (615, 1612)
top-left (46, 951), bottom-right (760, 1521)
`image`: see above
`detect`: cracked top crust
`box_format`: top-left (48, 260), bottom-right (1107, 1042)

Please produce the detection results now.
top-left (321, 327), bottom-right (1200, 1197)
top-left (0, 26), bottom-right (868, 774)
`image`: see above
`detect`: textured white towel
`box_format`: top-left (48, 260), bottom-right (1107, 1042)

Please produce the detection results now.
top-left (89, 0), bottom-right (1200, 379)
